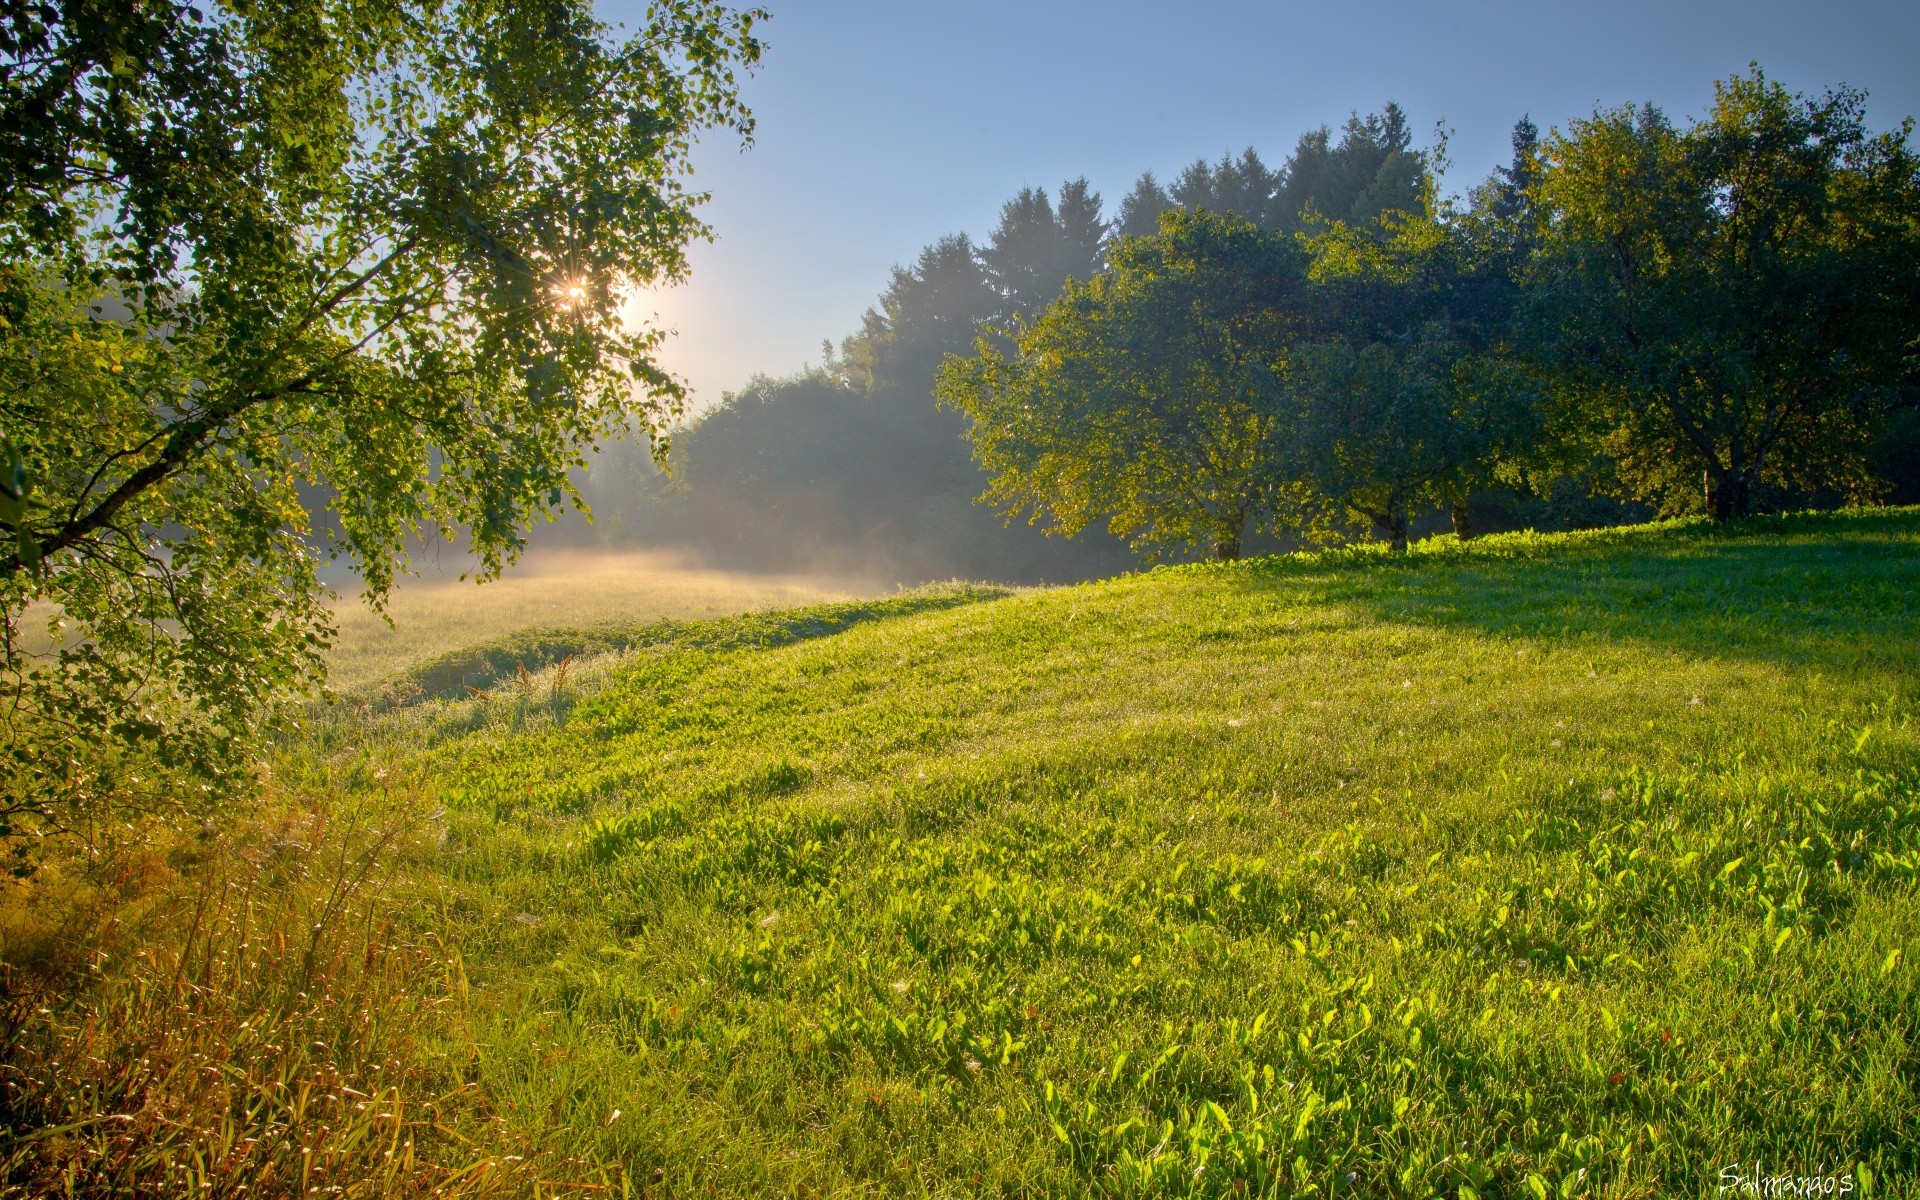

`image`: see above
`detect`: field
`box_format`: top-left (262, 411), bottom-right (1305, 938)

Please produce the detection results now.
top-left (324, 550), bottom-right (869, 694)
top-left (299, 508), bottom-right (1920, 1197)
top-left (8, 511), bottom-right (1918, 1197)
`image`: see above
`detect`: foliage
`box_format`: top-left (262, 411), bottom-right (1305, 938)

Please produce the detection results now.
top-left (939, 210), bottom-right (1305, 561)
top-left (0, 0), bottom-right (765, 839)
top-left (978, 180), bottom-right (1110, 327)
top-left (592, 178), bottom-right (1145, 582)
top-left (840, 236), bottom-right (998, 397)
top-left (1532, 68), bottom-right (1920, 519)
top-left (1115, 106), bottom-right (1428, 238)
top-left (613, 366), bottom-right (1137, 580)
top-left (286, 509), bottom-right (1918, 1196)
top-left (1284, 199), bottom-right (1547, 549)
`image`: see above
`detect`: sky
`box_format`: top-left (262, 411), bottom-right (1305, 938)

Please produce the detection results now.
top-left (605, 0), bottom-right (1920, 414)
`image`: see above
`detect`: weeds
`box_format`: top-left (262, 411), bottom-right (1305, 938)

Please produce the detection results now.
top-left (0, 790), bottom-right (540, 1197)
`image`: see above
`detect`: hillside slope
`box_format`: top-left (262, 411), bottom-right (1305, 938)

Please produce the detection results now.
top-left (335, 511), bottom-right (1920, 1198)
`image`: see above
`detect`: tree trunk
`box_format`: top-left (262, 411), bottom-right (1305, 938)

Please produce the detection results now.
top-left (1450, 496), bottom-right (1474, 541)
top-left (1704, 469), bottom-right (1750, 522)
top-left (1370, 509), bottom-right (1409, 553)
top-left (1214, 530), bottom-right (1241, 562)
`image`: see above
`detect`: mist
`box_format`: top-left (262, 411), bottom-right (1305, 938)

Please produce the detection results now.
top-left (514, 108), bottom-right (1655, 588)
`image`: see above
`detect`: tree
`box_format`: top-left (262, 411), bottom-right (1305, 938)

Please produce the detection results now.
top-left (1286, 203), bottom-right (1540, 551)
top-left (1170, 148), bottom-right (1279, 226)
top-left (0, 0), bottom-right (765, 837)
top-left (840, 235), bottom-right (997, 397)
top-left (938, 210), bottom-right (1303, 562)
top-left (977, 180), bottom-right (1109, 326)
top-left (1272, 105), bottom-right (1427, 233)
top-left (1115, 171), bottom-right (1173, 240)
top-left (1118, 107), bottom-right (1428, 241)
top-left (1533, 69), bottom-right (1920, 519)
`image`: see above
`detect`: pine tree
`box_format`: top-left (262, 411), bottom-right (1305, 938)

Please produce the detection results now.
top-left (1115, 171), bottom-right (1172, 240)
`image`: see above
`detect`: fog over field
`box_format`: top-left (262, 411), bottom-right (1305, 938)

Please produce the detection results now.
top-left (324, 549), bottom-right (882, 693)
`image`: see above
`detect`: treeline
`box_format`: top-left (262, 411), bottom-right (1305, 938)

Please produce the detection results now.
top-left (589, 72), bottom-right (1919, 576)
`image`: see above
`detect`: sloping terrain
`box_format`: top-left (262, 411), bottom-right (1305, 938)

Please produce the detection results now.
top-left (327, 511), bottom-right (1920, 1198)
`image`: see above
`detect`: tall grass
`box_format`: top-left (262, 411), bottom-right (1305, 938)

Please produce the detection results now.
top-left (0, 782), bottom-right (542, 1197)
top-left (301, 509), bottom-right (1918, 1198)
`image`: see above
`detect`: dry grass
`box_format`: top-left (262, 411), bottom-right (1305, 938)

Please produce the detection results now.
top-left (325, 550), bottom-right (877, 693)
top-left (0, 778), bottom-right (545, 1198)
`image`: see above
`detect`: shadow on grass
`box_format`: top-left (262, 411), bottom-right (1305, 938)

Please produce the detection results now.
top-left (359, 583), bottom-right (1014, 703)
top-left (1225, 508), bottom-right (1920, 675)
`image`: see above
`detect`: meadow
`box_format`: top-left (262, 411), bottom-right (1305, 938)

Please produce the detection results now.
top-left (6, 511), bottom-right (1917, 1197)
top-left (323, 509), bottom-right (1920, 1196)
top-left (323, 550), bottom-right (868, 695)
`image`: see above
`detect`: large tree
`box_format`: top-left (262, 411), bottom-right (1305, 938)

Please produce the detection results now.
top-left (938, 210), bottom-right (1303, 562)
top-left (0, 0), bottom-right (764, 835)
top-left (1286, 203), bottom-right (1543, 551)
top-left (1533, 70), bottom-right (1920, 519)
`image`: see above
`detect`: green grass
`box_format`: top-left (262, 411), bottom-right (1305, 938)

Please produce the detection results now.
top-left (324, 550), bottom-right (866, 695)
top-left (279, 511), bottom-right (1920, 1195)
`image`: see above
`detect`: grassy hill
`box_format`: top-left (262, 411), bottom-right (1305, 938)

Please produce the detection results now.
top-left (303, 508), bottom-right (1919, 1198)
top-left (14, 512), bottom-right (1916, 1197)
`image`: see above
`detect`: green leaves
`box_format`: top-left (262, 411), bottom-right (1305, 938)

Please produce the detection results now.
top-left (0, 436), bottom-right (38, 575)
top-left (939, 209), bottom-right (1303, 562)
top-left (1532, 67), bottom-right (1920, 519)
top-left (0, 0), bottom-right (765, 837)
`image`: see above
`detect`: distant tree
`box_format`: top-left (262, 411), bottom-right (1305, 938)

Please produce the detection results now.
top-left (1488, 116), bottom-right (1543, 228)
top-left (939, 210), bottom-right (1304, 561)
top-left (0, 0), bottom-right (764, 835)
top-left (1272, 104), bottom-right (1428, 233)
top-left (1055, 180), bottom-right (1112, 283)
top-left (1533, 70), bottom-right (1920, 519)
top-left (1170, 148), bottom-right (1280, 226)
top-left (1115, 171), bottom-right (1174, 240)
top-left (978, 180), bottom-right (1108, 325)
top-left (841, 235), bottom-right (998, 396)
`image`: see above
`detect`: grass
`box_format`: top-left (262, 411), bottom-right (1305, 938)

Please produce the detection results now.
top-left (0, 785), bottom-right (546, 1197)
top-left (324, 550), bottom-right (868, 695)
top-left (8, 510), bottom-right (1919, 1197)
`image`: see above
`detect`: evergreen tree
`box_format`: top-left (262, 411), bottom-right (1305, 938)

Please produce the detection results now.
top-left (978, 180), bottom-right (1109, 326)
top-left (1169, 148), bottom-right (1280, 226)
top-left (1115, 171), bottom-right (1173, 240)
top-left (841, 235), bottom-right (997, 397)
top-left (1273, 104), bottom-right (1427, 233)
top-left (1055, 179), bottom-right (1111, 280)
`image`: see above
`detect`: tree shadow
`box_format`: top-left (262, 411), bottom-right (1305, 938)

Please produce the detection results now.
top-left (364, 583), bottom-right (1014, 703)
top-left (1230, 509), bottom-right (1920, 675)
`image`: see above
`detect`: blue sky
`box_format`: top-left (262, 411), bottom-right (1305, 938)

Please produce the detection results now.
top-left (606, 0), bottom-right (1920, 413)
